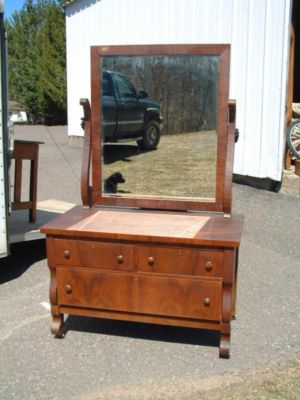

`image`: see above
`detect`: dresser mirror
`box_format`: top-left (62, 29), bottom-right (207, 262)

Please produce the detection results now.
top-left (91, 45), bottom-right (230, 212)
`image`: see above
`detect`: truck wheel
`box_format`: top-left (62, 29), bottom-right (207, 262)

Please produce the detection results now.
top-left (137, 121), bottom-right (160, 150)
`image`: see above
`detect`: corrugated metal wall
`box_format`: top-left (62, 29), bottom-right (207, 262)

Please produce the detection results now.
top-left (66, 0), bottom-right (291, 181)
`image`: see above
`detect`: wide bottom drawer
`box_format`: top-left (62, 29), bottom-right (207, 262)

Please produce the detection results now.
top-left (57, 268), bottom-right (222, 321)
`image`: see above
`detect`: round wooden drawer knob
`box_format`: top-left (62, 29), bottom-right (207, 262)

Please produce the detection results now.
top-left (148, 257), bottom-right (155, 266)
top-left (203, 297), bottom-right (210, 306)
top-left (205, 261), bottom-right (213, 271)
top-left (64, 250), bottom-right (70, 259)
top-left (117, 255), bottom-right (124, 264)
top-left (65, 285), bottom-right (72, 294)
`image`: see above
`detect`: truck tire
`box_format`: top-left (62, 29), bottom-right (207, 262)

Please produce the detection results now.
top-left (137, 121), bottom-right (160, 150)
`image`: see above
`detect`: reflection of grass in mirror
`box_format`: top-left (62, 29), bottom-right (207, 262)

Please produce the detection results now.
top-left (102, 131), bottom-right (217, 198)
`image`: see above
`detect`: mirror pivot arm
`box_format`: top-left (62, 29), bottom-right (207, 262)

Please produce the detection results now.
top-left (223, 100), bottom-right (237, 215)
top-left (80, 98), bottom-right (93, 208)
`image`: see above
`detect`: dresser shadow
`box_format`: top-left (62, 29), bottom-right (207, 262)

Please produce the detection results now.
top-left (63, 315), bottom-right (219, 348)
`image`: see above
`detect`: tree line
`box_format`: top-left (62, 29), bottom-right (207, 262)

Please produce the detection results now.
top-left (103, 55), bottom-right (218, 134)
top-left (6, 0), bottom-right (66, 124)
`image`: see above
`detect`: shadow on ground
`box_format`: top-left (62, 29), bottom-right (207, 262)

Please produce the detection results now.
top-left (103, 143), bottom-right (142, 164)
top-left (0, 239), bottom-right (46, 284)
top-left (63, 315), bottom-right (220, 348)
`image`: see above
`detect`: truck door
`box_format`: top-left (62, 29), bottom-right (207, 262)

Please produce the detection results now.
top-left (112, 73), bottom-right (144, 137)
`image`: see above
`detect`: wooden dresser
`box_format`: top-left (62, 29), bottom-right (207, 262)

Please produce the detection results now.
top-left (42, 207), bottom-right (243, 358)
top-left (41, 44), bottom-right (243, 358)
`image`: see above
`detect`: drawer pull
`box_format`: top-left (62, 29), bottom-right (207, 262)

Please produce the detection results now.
top-left (148, 257), bottom-right (155, 266)
top-left (203, 297), bottom-right (210, 306)
top-left (205, 261), bottom-right (213, 271)
top-left (65, 285), bottom-right (72, 294)
top-left (117, 255), bottom-right (124, 264)
top-left (64, 250), bottom-right (70, 259)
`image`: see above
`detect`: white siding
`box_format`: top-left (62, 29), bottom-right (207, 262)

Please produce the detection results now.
top-left (66, 0), bottom-right (291, 181)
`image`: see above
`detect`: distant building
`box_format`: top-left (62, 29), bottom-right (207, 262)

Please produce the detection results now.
top-left (8, 101), bottom-right (28, 123)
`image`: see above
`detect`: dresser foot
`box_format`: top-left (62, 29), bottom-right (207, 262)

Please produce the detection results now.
top-left (219, 333), bottom-right (230, 358)
top-left (51, 313), bottom-right (64, 338)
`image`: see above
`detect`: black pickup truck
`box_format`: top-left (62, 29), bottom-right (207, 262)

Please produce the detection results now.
top-left (102, 71), bottom-right (163, 150)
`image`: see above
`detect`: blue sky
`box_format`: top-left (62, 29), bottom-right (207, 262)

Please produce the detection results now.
top-left (4, 0), bottom-right (26, 20)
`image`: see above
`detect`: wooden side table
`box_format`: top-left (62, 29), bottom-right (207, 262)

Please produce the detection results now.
top-left (11, 140), bottom-right (44, 222)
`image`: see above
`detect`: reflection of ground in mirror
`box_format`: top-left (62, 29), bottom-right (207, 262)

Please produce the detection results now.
top-left (102, 131), bottom-right (217, 198)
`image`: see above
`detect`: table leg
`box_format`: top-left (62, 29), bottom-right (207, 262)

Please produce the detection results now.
top-left (29, 149), bottom-right (38, 222)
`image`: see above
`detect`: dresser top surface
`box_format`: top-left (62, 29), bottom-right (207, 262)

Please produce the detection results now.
top-left (41, 206), bottom-right (243, 247)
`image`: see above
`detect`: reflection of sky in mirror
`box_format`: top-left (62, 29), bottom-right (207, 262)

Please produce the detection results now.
top-left (100, 55), bottom-right (218, 200)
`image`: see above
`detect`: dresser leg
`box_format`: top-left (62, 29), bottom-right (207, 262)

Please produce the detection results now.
top-left (219, 334), bottom-right (230, 358)
top-left (219, 323), bottom-right (230, 358)
top-left (51, 306), bottom-right (64, 338)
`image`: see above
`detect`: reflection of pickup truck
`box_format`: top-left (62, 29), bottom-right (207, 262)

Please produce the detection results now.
top-left (102, 71), bottom-right (163, 150)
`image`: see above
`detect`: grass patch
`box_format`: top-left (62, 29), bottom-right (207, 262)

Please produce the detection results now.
top-left (103, 131), bottom-right (217, 198)
top-left (184, 357), bottom-right (300, 400)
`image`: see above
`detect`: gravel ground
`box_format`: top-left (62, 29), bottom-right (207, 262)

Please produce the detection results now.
top-left (0, 126), bottom-right (299, 399)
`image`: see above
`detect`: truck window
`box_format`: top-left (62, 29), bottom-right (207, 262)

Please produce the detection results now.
top-left (113, 74), bottom-right (137, 99)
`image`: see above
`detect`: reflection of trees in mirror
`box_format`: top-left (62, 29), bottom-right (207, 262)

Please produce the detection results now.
top-left (102, 55), bottom-right (218, 134)
top-left (102, 131), bottom-right (216, 199)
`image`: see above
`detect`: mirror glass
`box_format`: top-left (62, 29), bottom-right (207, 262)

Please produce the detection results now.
top-left (100, 55), bottom-right (219, 199)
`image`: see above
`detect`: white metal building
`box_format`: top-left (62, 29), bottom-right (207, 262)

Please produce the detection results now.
top-left (65, 0), bottom-right (292, 183)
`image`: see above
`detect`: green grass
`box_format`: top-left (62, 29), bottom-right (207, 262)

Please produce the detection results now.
top-left (102, 130), bottom-right (217, 199)
top-left (184, 357), bottom-right (300, 400)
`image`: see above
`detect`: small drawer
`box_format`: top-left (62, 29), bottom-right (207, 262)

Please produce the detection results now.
top-left (54, 239), bottom-right (134, 271)
top-left (137, 245), bottom-right (223, 277)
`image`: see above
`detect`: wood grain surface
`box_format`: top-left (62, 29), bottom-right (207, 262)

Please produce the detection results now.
top-left (56, 267), bottom-right (222, 321)
top-left (41, 206), bottom-right (243, 247)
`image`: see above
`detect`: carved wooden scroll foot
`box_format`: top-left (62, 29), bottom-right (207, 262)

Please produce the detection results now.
top-left (51, 306), bottom-right (64, 338)
top-left (220, 321), bottom-right (231, 358)
top-left (219, 333), bottom-right (230, 358)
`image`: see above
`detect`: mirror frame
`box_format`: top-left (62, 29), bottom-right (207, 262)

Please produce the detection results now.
top-left (90, 44), bottom-right (231, 212)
